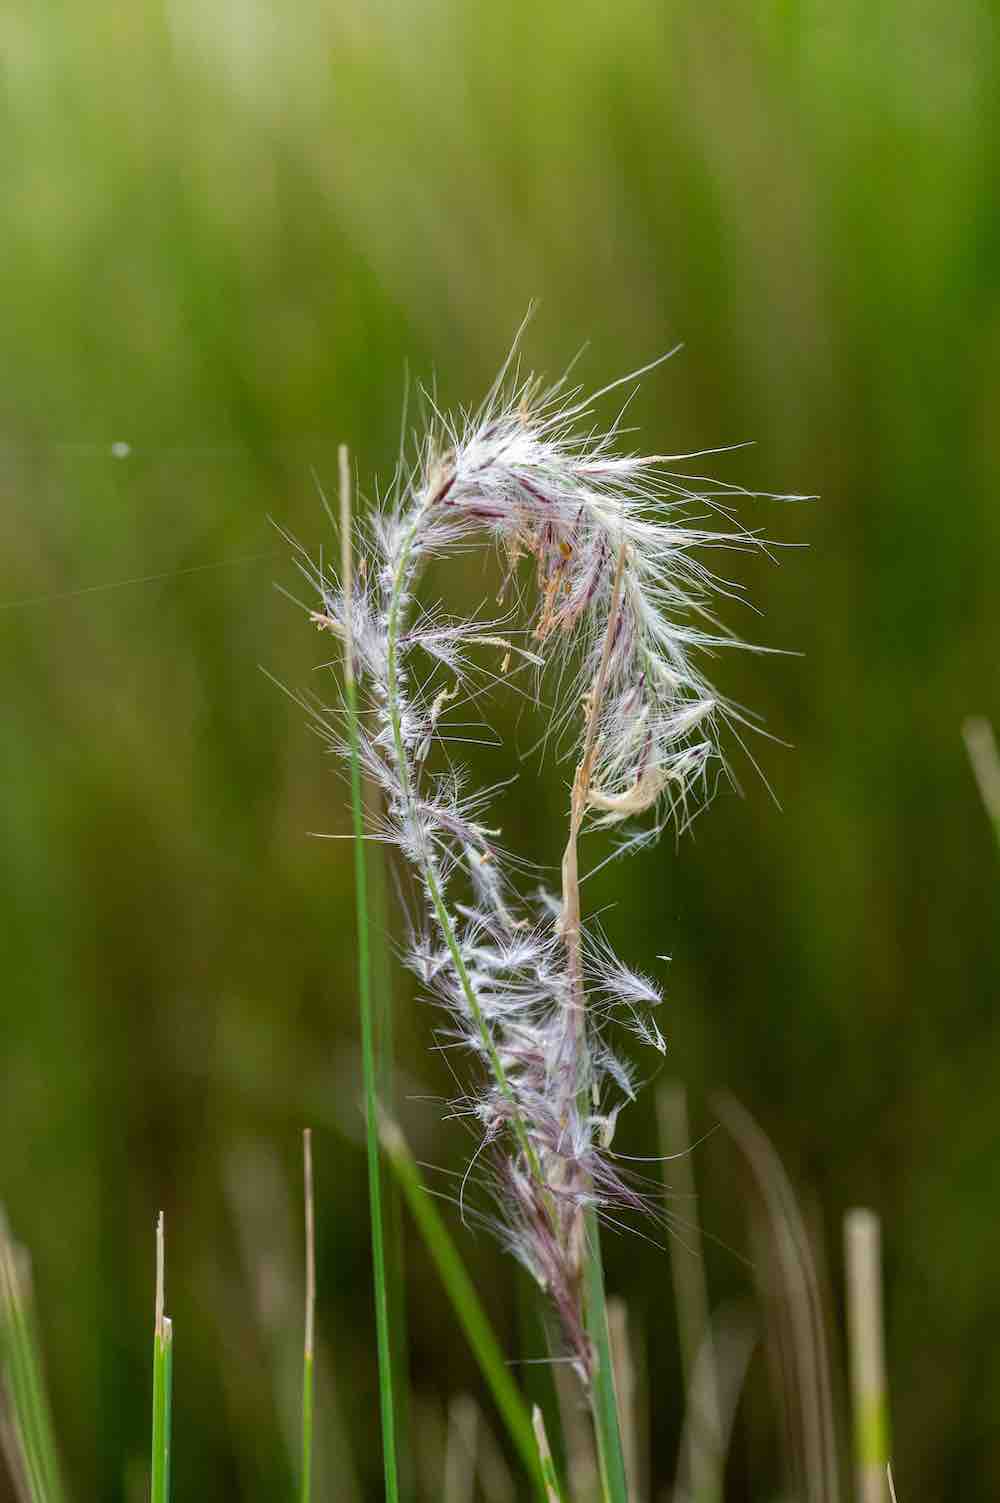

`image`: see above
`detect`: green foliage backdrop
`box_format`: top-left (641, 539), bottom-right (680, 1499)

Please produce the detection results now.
top-left (0, 2), bottom-right (997, 1497)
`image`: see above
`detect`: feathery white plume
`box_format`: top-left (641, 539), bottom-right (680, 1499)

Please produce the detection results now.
top-left (298, 335), bottom-right (792, 1381)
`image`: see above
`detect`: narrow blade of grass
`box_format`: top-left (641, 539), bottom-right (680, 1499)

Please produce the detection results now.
top-left (379, 1119), bottom-right (548, 1501)
top-left (151, 1213), bottom-right (173, 1503)
top-left (606, 1298), bottom-right (643, 1503)
top-left (582, 1208), bottom-right (629, 1503)
top-left (301, 1130), bottom-right (315, 1503)
top-left (340, 443), bottom-right (400, 1503)
top-left (0, 1214), bottom-right (67, 1503)
top-left (224, 1142), bottom-right (361, 1503)
top-left (368, 787), bottom-right (413, 1500)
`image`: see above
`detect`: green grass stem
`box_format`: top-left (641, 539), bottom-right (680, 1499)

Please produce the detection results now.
top-left (339, 444), bottom-right (400, 1503)
top-left (151, 1214), bottom-right (173, 1503)
top-left (301, 1129), bottom-right (315, 1503)
top-left (379, 1119), bottom-right (548, 1501)
top-left (367, 788), bottom-right (413, 1499)
top-left (582, 1210), bottom-right (628, 1503)
top-left (381, 507), bottom-right (545, 1193)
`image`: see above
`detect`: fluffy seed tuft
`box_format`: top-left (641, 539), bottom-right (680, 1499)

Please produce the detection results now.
top-left (297, 338), bottom-right (791, 1383)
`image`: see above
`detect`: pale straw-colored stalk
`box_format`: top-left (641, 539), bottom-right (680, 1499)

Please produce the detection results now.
top-left (532, 1406), bottom-right (563, 1503)
top-left (844, 1209), bottom-right (890, 1503)
top-left (963, 716), bottom-right (1000, 847)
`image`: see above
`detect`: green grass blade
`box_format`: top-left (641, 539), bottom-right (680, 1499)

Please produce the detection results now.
top-left (161, 1324), bottom-right (173, 1501)
top-left (339, 444), bottom-right (400, 1503)
top-left (301, 1130), bottom-right (315, 1503)
top-left (0, 1215), bottom-right (67, 1503)
top-left (379, 1120), bottom-right (548, 1501)
top-left (1, 1277), bottom-right (49, 1503)
top-left (300, 1353), bottom-right (314, 1503)
top-left (151, 1214), bottom-right (173, 1503)
top-left (581, 1210), bottom-right (629, 1503)
top-left (368, 790), bottom-right (413, 1500)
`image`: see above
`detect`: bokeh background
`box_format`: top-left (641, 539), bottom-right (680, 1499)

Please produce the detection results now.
top-left (1, 1), bottom-right (998, 1498)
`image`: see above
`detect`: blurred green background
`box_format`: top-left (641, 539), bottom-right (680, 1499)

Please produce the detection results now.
top-left (1, 1), bottom-right (998, 1498)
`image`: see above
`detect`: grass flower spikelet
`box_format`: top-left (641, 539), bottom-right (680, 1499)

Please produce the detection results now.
top-left (300, 342), bottom-right (784, 1384)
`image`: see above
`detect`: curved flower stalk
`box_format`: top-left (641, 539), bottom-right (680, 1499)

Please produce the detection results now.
top-left (300, 347), bottom-right (782, 1392)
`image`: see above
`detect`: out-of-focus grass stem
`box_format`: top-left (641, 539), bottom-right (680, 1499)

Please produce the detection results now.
top-left (963, 717), bottom-right (1000, 848)
top-left (0, 1214), bottom-right (66, 1503)
top-left (443, 1395), bottom-right (478, 1503)
top-left (716, 1094), bottom-right (840, 1503)
top-left (844, 1209), bottom-right (890, 1503)
top-left (301, 1129), bottom-right (315, 1503)
top-left (658, 1082), bottom-right (722, 1503)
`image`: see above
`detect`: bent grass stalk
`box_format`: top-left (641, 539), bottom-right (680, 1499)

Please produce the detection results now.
top-left (379, 490), bottom-right (618, 1493)
top-left (559, 545), bottom-right (629, 1503)
top-left (376, 460), bottom-right (624, 1493)
top-left (339, 444), bottom-right (400, 1503)
top-left (716, 1095), bottom-right (839, 1503)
